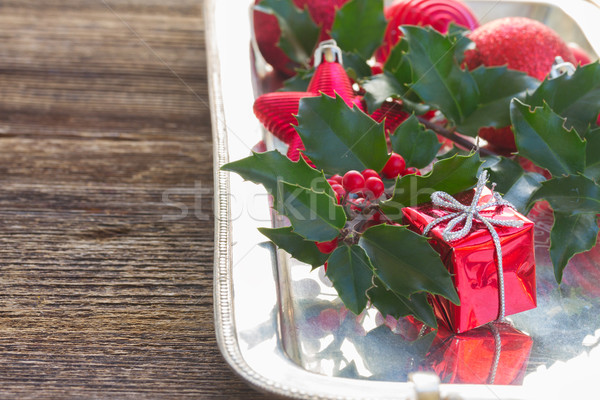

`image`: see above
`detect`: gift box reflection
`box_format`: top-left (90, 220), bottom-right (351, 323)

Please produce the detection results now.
top-left (420, 322), bottom-right (533, 385)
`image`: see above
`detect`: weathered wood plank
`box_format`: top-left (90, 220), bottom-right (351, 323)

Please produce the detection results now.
top-left (0, 0), bottom-right (273, 398)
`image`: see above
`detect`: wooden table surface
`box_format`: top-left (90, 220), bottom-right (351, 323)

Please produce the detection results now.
top-left (0, 1), bottom-right (273, 398)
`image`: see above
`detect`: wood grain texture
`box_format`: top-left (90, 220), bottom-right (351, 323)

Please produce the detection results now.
top-left (0, 1), bottom-right (273, 398)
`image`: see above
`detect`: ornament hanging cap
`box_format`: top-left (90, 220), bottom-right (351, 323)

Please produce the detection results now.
top-left (548, 56), bottom-right (576, 79)
top-left (313, 39), bottom-right (343, 67)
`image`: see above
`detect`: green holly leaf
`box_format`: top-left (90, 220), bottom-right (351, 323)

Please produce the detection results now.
top-left (221, 150), bottom-right (335, 208)
top-left (362, 38), bottom-right (422, 113)
top-left (255, 0), bottom-right (321, 67)
top-left (527, 175), bottom-right (600, 215)
top-left (526, 62), bottom-right (600, 135)
top-left (278, 182), bottom-right (346, 242)
top-left (359, 224), bottom-right (459, 305)
top-left (447, 23), bottom-right (474, 65)
top-left (380, 153), bottom-right (481, 220)
top-left (436, 145), bottom-right (470, 160)
top-left (485, 157), bottom-right (546, 214)
top-left (362, 71), bottom-right (408, 113)
top-left (281, 68), bottom-right (314, 92)
top-left (341, 51), bottom-right (373, 81)
top-left (295, 94), bottom-right (389, 175)
top-left (258, 226), bottom-right (330, 269)
top-left (549, 212), bottom-right (599, 283)
top-left (367, 279), bottom-right (437, 328)
top-left (326, 245), bottom-right (375, 315)
top-left (400, 26), bottom-right (479, 124)
top-left (511, 99), bottom-right (586, 176)
top-left (330, 0), bottom-right (386, 60)
top-left (383, 38), bottom-right (416, 95)
top-left (457, 66), bottom-right (540, 137)
top-left (390, 115), bottom-right (441, 169)
top-left (584, 128), bottom-right (600, 181)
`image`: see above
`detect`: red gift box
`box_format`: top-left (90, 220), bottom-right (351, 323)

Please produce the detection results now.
top-left (402, 186), bottom-right (537, 333)
top-left (420, 322), bottom-right (533, 385)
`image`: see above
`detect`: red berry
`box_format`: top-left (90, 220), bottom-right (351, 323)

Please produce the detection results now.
top-left (361, 169), bottom-right (380, 180)
top-left (380, 153), bottom-right (406, 179)
top-left (403, 167), bottom-right (421, 176)
top-left (342, 170), bottom-right (365, 192)
top-left (330, 174), bottom-right (343, 184)
top-left (371, 211), bottom-right (382, 223)
top-left (315, 238), bottom-right (338, 254)
top-left (364, 177), bottom-right (385, 199)
top-left (330, 184), bottom-right (346, 203)
top-left (324, 261), bottom-right (328, 272)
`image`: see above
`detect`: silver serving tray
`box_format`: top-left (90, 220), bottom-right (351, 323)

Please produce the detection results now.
top-left (206, 1), bottom-right (600, 398)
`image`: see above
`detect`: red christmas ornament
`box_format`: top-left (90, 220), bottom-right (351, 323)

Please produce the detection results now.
top-left (463, 17), bottom-right (577, 152)
top-left (253, 0), bottom-right (350, 77)
top-left (369, 99), bottom-right (411, 134)
top-left (254, 41), bottom-right (357, 147)
top-left (255, 41), bottom-right (423, 165)
top-left (464, 17), bottom-right (576, 81)
top-left (376, 0), bottom-right (479, 63)
top-left (478, 125), bottom-right (516, 154)
top-left (568, 42), bottom-right (593, 66)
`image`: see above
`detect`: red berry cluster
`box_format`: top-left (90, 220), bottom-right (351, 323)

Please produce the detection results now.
top-left (315, 153), bottom-right (421, 254)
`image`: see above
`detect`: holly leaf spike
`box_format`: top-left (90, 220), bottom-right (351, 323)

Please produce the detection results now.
top-left (510, 99), bottom-right (586, 177)
top-left (259, 226), bottom-right (330, 269)
top-left (221, 150), bottom-right (335, 208)
top-left (526, 61), bottom-right (600, 135)
top-left (549, 212), bottom-right (599, 283)
top-left (278, 182), bottom-right (346, 242)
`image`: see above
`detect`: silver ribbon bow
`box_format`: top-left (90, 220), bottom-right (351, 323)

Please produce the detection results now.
top-left (423, 171), bottom-right (524, 320)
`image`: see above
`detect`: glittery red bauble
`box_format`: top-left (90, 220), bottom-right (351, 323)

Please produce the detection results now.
top-left (253, 0), bottom-right (350, 77)
top-left (253, 59), bottom-right (358, 145)
top-left (464, 17), bottom-right (577, 152)
top-left (376, 0), bottom-right (479, 62)
top-left (568, 42), bottom-right (593, 66)
top-left (464, 17), bottom-right (576, 81)
top-left (369, 99), bottom-right (410, 134)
